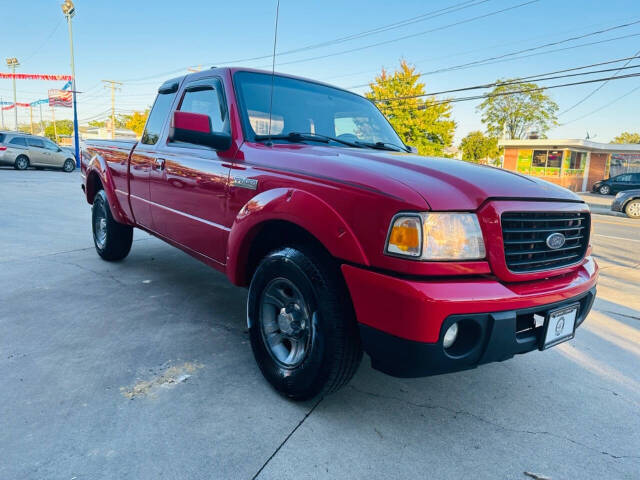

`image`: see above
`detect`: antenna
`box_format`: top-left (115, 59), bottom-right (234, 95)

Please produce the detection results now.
top-left (267, 0), bottom-right (280, 145)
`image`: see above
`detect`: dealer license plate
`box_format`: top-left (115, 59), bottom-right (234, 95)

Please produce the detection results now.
top-left (542, 303), bottom-right (579, 349)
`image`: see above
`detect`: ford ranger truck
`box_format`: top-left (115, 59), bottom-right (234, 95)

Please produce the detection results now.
top-left (80, 68), bottom-right (598, 400)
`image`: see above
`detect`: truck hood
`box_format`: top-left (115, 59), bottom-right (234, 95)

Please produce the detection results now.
top-left (326, 148), bottom-right (582, 210)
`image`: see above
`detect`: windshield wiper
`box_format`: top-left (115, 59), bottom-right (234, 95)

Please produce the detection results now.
top-left (254, 132), bottom-right (363, 149)
top-left (355, 140), bottom-right (408, 152)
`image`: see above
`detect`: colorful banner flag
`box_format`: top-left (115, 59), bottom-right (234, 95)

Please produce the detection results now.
top-left (48, 89), bottom-right (72, 108)
top-left (1, 102), bottom-right (30, 111)
top-left (0, 73), bottom-right (73, 81)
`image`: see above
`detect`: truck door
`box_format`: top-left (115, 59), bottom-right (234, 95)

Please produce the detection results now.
top-left (150, 77), bottom-right (231, 265)
top-left (129, 84), bottom-right (178, 229)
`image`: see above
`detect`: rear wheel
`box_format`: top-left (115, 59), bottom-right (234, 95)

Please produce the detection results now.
top-left (248, 246), bottom-right (362, 400)
top-left (625, 199), bottom-right (640, 219)
top-left (62, 159), bottom-right (75, 172)
top-left (14, 155), bottom-right (29, 170)
top-left (599, 184), bottom-right (611, 195)
top-left (92, 190), bottom-right (133, 261)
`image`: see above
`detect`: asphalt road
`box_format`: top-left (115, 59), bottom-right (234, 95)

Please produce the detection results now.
top-left (1, 168), bottom-right (639, 480)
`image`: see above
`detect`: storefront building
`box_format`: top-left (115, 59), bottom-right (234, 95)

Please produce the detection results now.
top-left (498, 139), bottom-right (640, 192)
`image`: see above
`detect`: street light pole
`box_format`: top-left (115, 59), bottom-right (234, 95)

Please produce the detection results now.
top-left (61, 0), bottom-right (80, 167)
top-left (6, 58), bottom-right (19, 131)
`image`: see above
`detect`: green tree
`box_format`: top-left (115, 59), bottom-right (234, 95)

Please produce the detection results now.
top-left (611, 131), bottom-right (640, 144)
top-left (88, 120), bottom-right (106, 128)
top-left (365, 60), bottom-right (456, 156)
top-left (125, 109), bottom-right (150, 136)
top-left (478, 80), bottom-right (558, 139)
top-left (44, 120), bottom-right (74, 141)
top-left (459, 131), bottom-right (500, 163)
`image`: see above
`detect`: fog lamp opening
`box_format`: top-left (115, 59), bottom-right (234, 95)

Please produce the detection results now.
top-left (443, 322), bottom-right (459, 349)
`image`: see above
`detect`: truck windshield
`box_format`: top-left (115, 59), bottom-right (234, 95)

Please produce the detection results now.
top-left (234, 71), bottom-right (405, 150)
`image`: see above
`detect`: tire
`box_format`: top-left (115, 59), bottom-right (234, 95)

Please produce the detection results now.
top-left (599, 184), bottom-right (611, 195)
top-left (248, 246), bottom-right (362, 400)
top-left (92, 189), bottom-right (133, 261)
top-left (14, 155), bottom-right (29, 170)
top-left (62, 159), bottom-right (75, 173)
top-left (625, 199), bottom-right (640, 219)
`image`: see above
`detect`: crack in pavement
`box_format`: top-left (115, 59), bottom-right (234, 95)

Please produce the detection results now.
top-left (251, 397), bottom-right (323, 479)
top-left (349, 385), bottom-right (640, 462)
top-left (0, 237), bottom-right (154, 265)
top-left (603, 310), bottom-right (640, 322)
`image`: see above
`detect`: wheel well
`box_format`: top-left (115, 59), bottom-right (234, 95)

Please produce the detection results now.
top-left (244, 220), bottom-right (334, 287)
top-left (86, 172), bottom-right (103, 203)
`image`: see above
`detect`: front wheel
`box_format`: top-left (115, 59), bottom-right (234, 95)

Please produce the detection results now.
top-left (625, 199), bottom-right (640, 219)
top-left (62, 159), bottom-right (75, 172)
top-left (248, 246), bottom-right (362, 400)
top-left (599, 184), bottom-right (611, 195)
top-left (92, 190), bottom-right (133, 261)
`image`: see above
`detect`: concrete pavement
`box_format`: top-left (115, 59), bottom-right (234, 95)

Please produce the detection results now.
top-left (1, 168), bottom-right (639, 479)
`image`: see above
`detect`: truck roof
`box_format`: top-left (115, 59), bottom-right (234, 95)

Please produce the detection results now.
top-left (158, 66), bottom-right (362, 98)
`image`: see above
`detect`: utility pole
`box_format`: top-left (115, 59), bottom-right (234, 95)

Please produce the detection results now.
top-left (102, 80), bottom-right (122, 139)
top-left (6, 57), bottom-right (20, 131)
top-left (51, 106), bottom-right (58, 143)
top-left (29, 105), bottom-right (34, 134)
top-left (61, 0), bottom-right (80, 166)
top-left (1, 97), bottom-right (4, 130)
top-left (39, 103), bottom-right (44, 134)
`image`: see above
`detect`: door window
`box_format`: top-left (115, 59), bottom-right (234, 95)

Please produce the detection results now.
top-left (27, 138), bottom-right (45, 148)
top-left (43, 139), bottom-right (60, 151)
top-left (177, 79), bottom-right (228, 134)
top-left (142, 90), bottom-right (177, 145)
top-left (617, 174), bottom-right (632, 182)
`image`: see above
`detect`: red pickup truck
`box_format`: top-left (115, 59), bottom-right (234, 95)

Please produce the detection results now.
top-left (81, 67), bottom-right (598, 400)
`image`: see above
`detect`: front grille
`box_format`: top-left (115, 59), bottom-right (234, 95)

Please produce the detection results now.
top-left (501, 211), bottom-right (590, 273)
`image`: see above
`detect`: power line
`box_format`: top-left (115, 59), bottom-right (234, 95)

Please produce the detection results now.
top-left (372, 72), bottom-right (640, 104)
top-left (269, 0), bottom-right (540, 69)
top-left (559, 48), bottom-right (640, 115)
top-left (125, 0), bottom-right (540, 83)
top-left (560, 83), bottom-right (640, 125)
top-left (347, 20), bottom-right (640, 88)
top-left (421, 60), bottom-right (640, 97)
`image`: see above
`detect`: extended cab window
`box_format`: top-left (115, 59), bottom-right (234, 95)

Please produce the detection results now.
top-left (142, 90), bottom-right (177, 145)
top-left (177, 79), bottom-right (228, 134)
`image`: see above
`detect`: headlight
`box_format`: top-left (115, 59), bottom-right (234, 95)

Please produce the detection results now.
top-left (386, 213), bottom-right (486, 260)
top-left (615, 192), bottom-right (623, 199)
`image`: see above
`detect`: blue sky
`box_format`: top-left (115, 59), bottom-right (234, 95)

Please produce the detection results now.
top-left (2, 0), bottom-right (639, 143)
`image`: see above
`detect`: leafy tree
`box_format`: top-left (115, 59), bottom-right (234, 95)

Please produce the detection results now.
top-left (478, 80), bottom-right (558, 139)
top-left (88, 120), bottom-right (106, 128)
top-left (611, 131), bottom-right (640, 144)
top-left (44, 120), bottom-right (74, 141)
top-left (365, 60), bottom-right (456, 156)
top-left (459, 131), bottom-right (499, 163)
top-left (125, 109), bottom-right (150, 136)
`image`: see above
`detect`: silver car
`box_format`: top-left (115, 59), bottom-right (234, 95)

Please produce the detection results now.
top-left (0, 132), bottom-right (76, 172)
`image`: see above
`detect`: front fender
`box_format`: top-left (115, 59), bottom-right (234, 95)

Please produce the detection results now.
top-left (226, 188), bottom-right (369, 285)
top-left (84, 154), bottom-right (131, 225)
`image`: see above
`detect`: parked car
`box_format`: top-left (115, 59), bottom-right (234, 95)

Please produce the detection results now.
top-left (80, 68), bottom-right (598, 400)
top-left (592, 173), bottom-right (640, 195)
top-left (0, 132), bottom-right (76, 172)
top-left (612, 189), bottom-right (640, 218)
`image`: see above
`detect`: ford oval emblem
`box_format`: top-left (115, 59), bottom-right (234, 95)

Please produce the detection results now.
top-left (546, 232), bottom-right (566, 250)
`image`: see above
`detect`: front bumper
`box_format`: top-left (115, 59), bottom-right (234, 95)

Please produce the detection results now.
top-left (611, 196), bottom-right (625, 212)
top-left (342, 256), bottom-right (598, 377)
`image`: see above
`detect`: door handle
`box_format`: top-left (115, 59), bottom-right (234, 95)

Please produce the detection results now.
top-left (153, 158), bottom-right (166, 171)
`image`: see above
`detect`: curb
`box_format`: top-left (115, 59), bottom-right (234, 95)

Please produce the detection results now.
top-left (587, 204), bottom-right (626, 218)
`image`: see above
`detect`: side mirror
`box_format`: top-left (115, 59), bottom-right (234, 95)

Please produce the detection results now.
top-left (406, 145), bottom-right (418, 154)
top-left (169, 111), bottom-right (231, 151)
